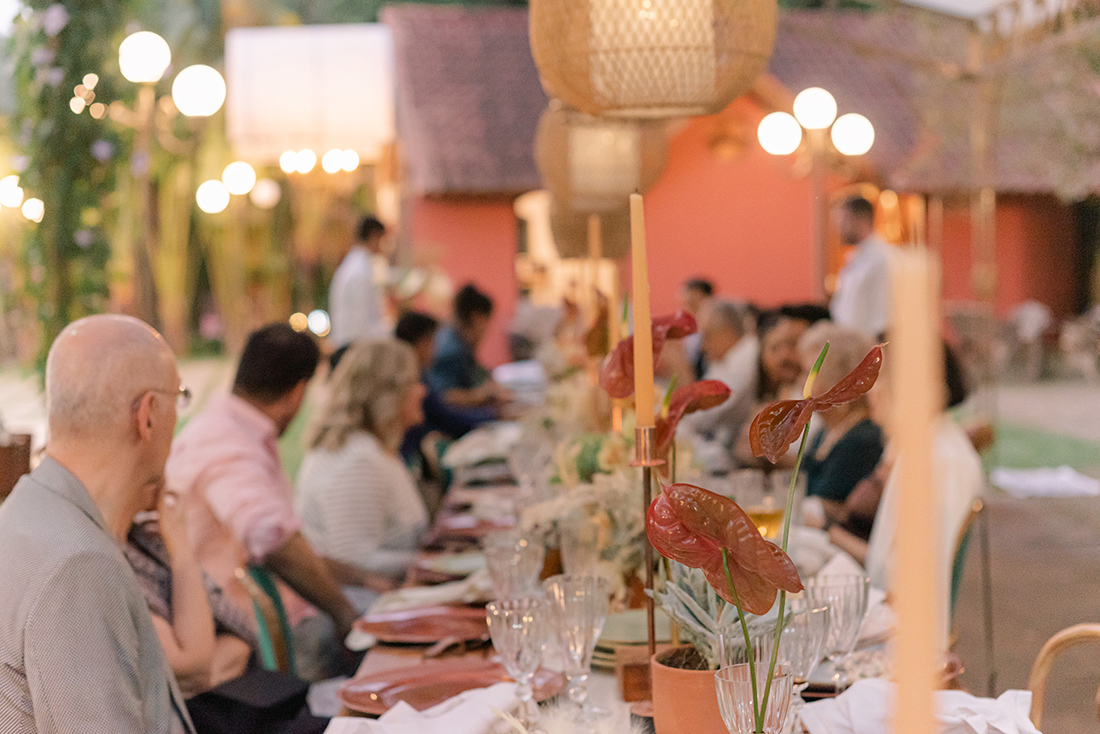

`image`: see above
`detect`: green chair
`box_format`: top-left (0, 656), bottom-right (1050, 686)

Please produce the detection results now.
top-left (235, 566), bottom-right (297, 676)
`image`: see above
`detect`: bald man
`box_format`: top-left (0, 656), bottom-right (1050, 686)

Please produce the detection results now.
top-left (0, 315), bottom-right (195, 734)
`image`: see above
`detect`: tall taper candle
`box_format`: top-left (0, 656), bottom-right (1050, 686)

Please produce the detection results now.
top-left (630, 193), bottom-right (655, 428)
top-left (890, 248), bottom-right (940, 734)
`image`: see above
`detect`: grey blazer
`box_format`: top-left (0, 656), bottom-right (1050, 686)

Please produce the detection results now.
top-left (0, 457), bottom-right (195, 734)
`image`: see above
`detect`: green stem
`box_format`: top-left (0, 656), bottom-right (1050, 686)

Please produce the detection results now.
top-left (723, 549), bottom-right (762, 733)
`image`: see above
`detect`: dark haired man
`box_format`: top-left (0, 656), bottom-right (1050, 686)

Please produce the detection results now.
top-left (681, 278), bottom-right (715, 379)
top-left (329, 215), bottom-right (391, 348)
top-left (168, 324), bottom-right (366, 681)
top-left (427, 284), bottom-right (510, 411)
top-left (830, 196), bottom-right (892, 339)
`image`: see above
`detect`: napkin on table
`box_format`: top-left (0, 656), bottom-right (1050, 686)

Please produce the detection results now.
top-left (325, 682), bottom-right (517, 734)
top-left (367, 568), bottom-right (493, 614)
top-left (801, 678), bottom-right (1042, 734)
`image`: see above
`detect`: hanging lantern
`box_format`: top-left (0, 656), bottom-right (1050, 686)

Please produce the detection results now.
top-left (536, 101), bottom-right (668, 215)
top-left (549, 200), bottom-right (632, 259)
top-left (529, 0), bottom-right (778, 118)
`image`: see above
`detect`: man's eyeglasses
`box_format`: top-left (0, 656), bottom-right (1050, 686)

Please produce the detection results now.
top-left (143, 385), bottom-right (193, 411)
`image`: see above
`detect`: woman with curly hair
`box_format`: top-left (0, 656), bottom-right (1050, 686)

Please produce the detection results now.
top-left (296, 340), bottom-right (429, 592)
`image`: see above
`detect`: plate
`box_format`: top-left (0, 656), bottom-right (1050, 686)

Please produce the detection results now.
top-left (415, 551), bottom-right (486, 577)
top-left (338, 658), bottom-right (565, 716)
top-left (354, 605), bottom-right (489, 644)
top-left (599, 608), bottom-right (674, 646)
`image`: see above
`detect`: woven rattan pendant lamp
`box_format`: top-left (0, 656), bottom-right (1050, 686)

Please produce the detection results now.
top-left (529, 0), bottom-right (778, 119)
top-left (535, 101), bottom-right (668, 214)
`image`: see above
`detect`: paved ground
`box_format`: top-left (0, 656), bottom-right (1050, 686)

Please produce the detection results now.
top-left (2, 366), bottom-right (1099, 730)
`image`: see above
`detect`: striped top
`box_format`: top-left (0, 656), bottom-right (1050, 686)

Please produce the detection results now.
top-left (296, 432), bottom-right (428, 576)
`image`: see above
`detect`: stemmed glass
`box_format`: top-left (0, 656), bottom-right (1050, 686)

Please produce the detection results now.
top-left (715, 663), bottom-right (794, 734)
top-left (541, 574), bottom-right (610, 715)
top-left (483, 531), bottom-right (546, 599)
top-left (486, 598), bottom-right (549, 730)
top-left (805, 575), bottom-right (870, 692)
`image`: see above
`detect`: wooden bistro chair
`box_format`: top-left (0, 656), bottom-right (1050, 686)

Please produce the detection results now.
top-left (1027, 623), bottom-right (1100, 728)
top-left (235, 566), bottom-right (297, 676)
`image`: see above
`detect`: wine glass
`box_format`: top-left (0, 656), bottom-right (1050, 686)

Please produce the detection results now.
top-left (486, 598), bottom-right (549, 729)
top-left (715, 663), bottom-right (794, 734)
top-left (483, 530), bottom-right (545, 599)
top-left (541, 574), bottom-right (610, 715)
top-left (805, 575), bottom-right (869, 692)
top-left (558, 510), bottom-right (601, 576)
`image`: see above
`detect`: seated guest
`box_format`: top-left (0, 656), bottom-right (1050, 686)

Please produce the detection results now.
top-left (680, 277), bottom-right (715, 379)
top-left (682, 300), bottom-right (757, 474)
top-left (296, 340), bottom-right (430, 588)
top-left (396, 311), bottom-right (496, 463)
top-left (168, 324), bottom-right (374, 681)
top-left (829, 342), bottom-right (981, 651)
top-left (428, 284), bottom-right (511, 411)
top-left (798, 322), bottom-right (885, 510)
top-left (0, 315), bottom-right (195, 732)
top-left (732, 307), bottom-right (823, 467)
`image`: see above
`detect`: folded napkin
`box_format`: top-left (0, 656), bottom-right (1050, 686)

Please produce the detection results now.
top-left (368, 568), bottom-right (493, 614)
top-left (801, 678), bottom-right (1042, 734)
top-left (787, 526), bottom-right (840, 578)
top-left (325, 682), bottom-right (517, 734)
top-left (990, 466), bottom-right (1100, 499)
top-left (442, 423), bottom-right (523, 468)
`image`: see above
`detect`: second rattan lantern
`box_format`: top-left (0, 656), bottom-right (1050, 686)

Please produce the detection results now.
top-left (529, 0), bottom-right (778, 119)
top-left (535, 101), bottom-right (669, 216)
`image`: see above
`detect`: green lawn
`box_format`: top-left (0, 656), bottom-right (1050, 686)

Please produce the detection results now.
top-left (990, 422), bottom-right (1100, 475)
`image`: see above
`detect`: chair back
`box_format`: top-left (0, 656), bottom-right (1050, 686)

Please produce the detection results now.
top-left (235, 566), bottom-right (297, 676)
top-left (950, 498), bottom-right (983, 620)
top-left (1027, 623), bottom-right (1100, 728)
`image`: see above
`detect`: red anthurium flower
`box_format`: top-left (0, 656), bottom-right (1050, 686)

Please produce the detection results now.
top-left (646, 484), bottom-right (803, 615)
top-left (599, 311), bottom-right (697, 399)
top-left (654, 380), bottom-right (731, 459)
top-left (749, 345), bottom-right (884, 463)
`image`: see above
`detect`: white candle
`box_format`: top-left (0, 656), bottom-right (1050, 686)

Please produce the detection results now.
top-left (890, 249), bottom-right (940, 734)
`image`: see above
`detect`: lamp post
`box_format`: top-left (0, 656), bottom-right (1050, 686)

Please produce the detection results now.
top-left (106, 30), bottom-right (226, 331)
top-left (757, 87), bottom-right (874, 298)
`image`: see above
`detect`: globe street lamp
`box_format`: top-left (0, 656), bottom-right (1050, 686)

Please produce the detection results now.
top-left (757, 87), bottom-right (874, 297)
top-left (99, 30), bottom-right (227, 330)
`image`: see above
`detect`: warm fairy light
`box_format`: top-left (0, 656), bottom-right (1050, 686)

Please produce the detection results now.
top-left (172, 64), bottom-right (227, 118)
top-left (21, 198), bottom-right (44, 223)
top-left (69, 97), bottom-right (86, 114)
top-left (249, 178), bottom-right (281, 209)
top-left (195, 180), bottom-right (230, 214)
top-left (279, 150), bottom-right (297, 174)
top-left (289, 312), bottom-right (309, 332)
top-left (89, 102), bottom-right (107, 119)
top-left (83, 73), bottom-right (99, 90)
top-left (321, 149), bottom-right (343, 174)
top-left (793, 87), bottom-right (838, 131)
top-left (119, 31), bottom-right (171, 84)
top-left (295, 149), bottom-right (317, 174)
top-left (307, 309), bottom-right (330, 337)
top-left (341, 149), bottom-right (360, 172)
top-left (831, 113), bottom-right (875, 156)
top-left (0, 177), bottom-right (24, 209)
top-left (757, 112), bottom-right (803, 156)
top-left (221, 161), bottom-right (256, 196)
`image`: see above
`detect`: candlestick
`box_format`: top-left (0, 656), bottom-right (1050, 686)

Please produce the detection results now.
top-left (630, 193), bottom-right (655, 428)
top-left (890, 249), bottom-right (940, 734)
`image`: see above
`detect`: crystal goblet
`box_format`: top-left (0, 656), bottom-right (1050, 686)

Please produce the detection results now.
top-left (541, 574), bottom-right (609, 714)
top-left (486, 598), bottom-right (549, 729)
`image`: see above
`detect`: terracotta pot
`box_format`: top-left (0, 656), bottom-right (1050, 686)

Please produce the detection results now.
top-left (651, 646), bottom-right (726, 734)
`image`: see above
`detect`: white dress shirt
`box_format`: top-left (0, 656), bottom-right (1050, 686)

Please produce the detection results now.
top-left (329, 245), bottom-right (390, 347)
top-left (683, 335), bottom-right (760, 473)
top-left (830, 234), bottom-right (893, 339)
top-left (865, 417), bottom-right (983, 652)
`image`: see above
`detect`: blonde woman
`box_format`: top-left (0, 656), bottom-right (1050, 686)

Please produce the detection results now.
top-left (296, 340), bottom-right (429, 592)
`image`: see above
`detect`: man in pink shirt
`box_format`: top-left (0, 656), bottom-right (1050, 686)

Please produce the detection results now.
top-left (168, 324), bottom-right (360, 680)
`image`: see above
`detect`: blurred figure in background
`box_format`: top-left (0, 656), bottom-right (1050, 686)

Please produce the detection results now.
top-left (680, 277), bottom-right (715, 379)
top-left (428, 284), bottom-right (511, 412)
top-left (329, 216), bottom-right (391, 349)
top-left (830, 196), bottom-right (892, 340)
